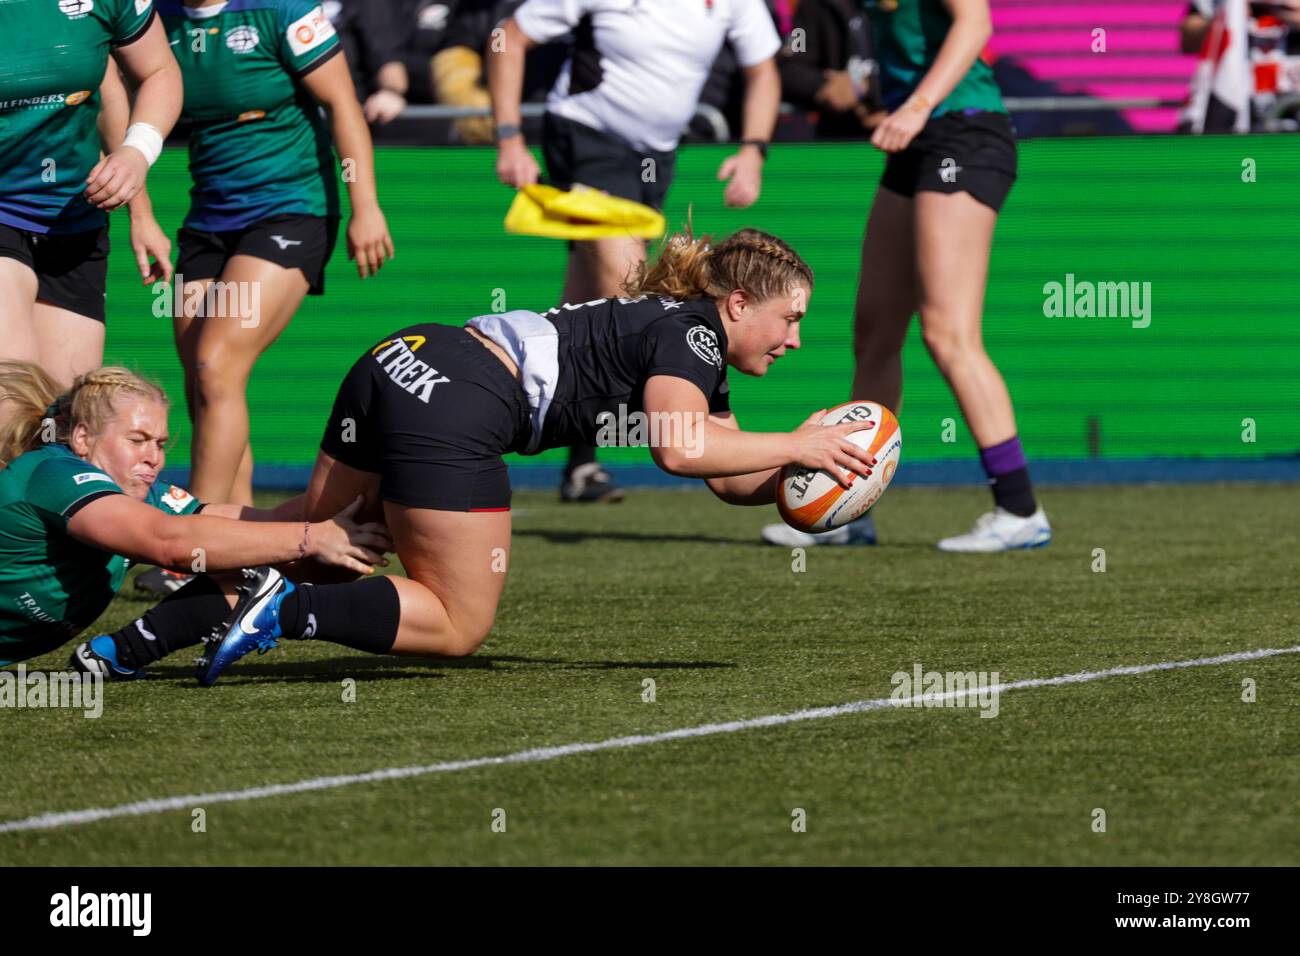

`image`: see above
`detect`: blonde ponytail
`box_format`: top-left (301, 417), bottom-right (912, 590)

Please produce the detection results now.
top-left (623, 215), bottom-right (814, 305)
top-left (0, 362), bottom-right (168, 470)
top-left (0, 361), bottom-right (62, 469)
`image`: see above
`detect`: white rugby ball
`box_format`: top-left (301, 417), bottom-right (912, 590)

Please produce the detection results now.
top-left (777, 401), bottom-right (902, 534)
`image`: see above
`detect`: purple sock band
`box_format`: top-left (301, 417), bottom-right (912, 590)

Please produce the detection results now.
top-left (979, 436), bottom-right (1027, 478)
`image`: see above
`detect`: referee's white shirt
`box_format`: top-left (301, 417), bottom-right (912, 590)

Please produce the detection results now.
top-left (513, 0), bottom-right (781, 153)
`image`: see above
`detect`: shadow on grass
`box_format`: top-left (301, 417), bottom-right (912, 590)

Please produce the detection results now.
top-left (514, 528), bottom-right (941, 549)
top-left (144, 653), bottom-right (736, 686)
top-left (515, 528), bottom-right (755, 546)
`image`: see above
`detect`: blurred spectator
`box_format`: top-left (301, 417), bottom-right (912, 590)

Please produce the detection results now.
top-left (323, 0), bottom-right (411, 125)
top-left (1181, 0), bottom-right (1300, 52)
top-left (1181, 1), bottom-right (1300, 131)
top-left (394, 1), bottom-right (458, 104)
top-left (430, 0), bottom-right (568, 144)
top-left (778, 0), bottom-right (885, 138)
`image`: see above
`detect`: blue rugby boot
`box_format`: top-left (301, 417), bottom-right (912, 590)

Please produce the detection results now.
top-left (70, 635), bottom-right (147, 680)
top-left (196, 567), bottom-right (295, 687)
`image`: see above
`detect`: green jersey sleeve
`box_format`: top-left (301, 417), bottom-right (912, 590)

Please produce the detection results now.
top-left (277, 0), bottom-right (341, 76)
top-left (144, 481), bottom-right (205, 517)
top-left (110, 0), bottom-right (157, 47)
top-left (25, 457), bottom-right (124, 530)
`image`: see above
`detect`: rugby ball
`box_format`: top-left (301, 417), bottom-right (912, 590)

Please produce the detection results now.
top-left (777, 401), bottom-right (902, 534)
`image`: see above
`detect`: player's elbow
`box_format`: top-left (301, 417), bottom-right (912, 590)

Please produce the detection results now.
top-left (705, 476), bottom-right (740, 503)
top-left (652, 444), bottom-right (695, 477)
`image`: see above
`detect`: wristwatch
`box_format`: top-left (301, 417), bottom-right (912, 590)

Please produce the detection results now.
top-left (740, 139), bottom-right (769, 159)
top-left (494, 122), bottom-right (523, 142)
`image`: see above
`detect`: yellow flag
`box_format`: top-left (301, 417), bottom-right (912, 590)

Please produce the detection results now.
top-left (504, 184), bottom-right (666, 240)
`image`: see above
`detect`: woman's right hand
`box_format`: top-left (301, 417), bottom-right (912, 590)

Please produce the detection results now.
top-left (789, 410), bottom-right (877, 489)
top-left (496, 138), bottom-right (540, 188)
top-left (305, 496), bottom-right (394, 575)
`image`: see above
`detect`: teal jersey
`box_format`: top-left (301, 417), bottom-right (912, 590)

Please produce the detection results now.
top-left (158, 0), bottom-right (341, 231)
top-left (0, 444), bottom-right (202, 667)
top-left (0, 0), bottom-right (155, 234)
top-left (863, 0), bottom-right (1006, 116)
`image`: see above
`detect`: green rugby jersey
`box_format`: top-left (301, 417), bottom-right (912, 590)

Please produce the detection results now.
top-left (159, 0), bottom-right (341, 232)
top-left (0, 0), bottom-right (155, 234)
top-left (0, 444), bottom-right (202, 667)
top-left (863, 0), bottom-right (1006, 117)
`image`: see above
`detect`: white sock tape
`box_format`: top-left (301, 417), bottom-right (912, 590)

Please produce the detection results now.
top-left (121, 122), bottom-right (164, 167)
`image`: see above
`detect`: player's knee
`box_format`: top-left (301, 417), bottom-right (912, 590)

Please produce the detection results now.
top-left (444, 609), bottom-right (497, 657)
top-left (852, 327), bottom-right (905, 366)
top-left (192, 351), bottom-right (248, 403)
top-left (442, 626), bottom-right (488, 658)
top-left (920, 321), bottom-right (980, 370)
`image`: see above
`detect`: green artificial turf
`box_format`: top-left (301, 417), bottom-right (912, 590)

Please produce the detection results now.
top-left (1, 484), bottom-right (1297, 865)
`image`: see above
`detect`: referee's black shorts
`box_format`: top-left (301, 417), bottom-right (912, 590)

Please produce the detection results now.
top-left (542, 112), bottom-right (676, 211)
top-left (320, 323), bottom-right (530, 512)
top-left (880, 110), bottom-right (1018, 213)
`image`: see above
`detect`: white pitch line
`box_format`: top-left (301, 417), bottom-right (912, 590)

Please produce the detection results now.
top-left (2, 645), bottom-right (1296, 835)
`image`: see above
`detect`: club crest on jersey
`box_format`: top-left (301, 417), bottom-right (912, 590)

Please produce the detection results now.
top-left (226, 25), bottom-right (260, 53)
top-left (686, 325), bottom-right (722, 369)
top-left (287, 5), bottom-right (337, 57)
top-left (161, 486), bottom-right (195, 513)
top-left (58, 0), bottom-right (94, 19)
top-left (371, 336), bottom-right (450, 403)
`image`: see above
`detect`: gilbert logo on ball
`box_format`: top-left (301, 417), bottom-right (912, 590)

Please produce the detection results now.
top-left (777, 401), bottom-right (902, 534)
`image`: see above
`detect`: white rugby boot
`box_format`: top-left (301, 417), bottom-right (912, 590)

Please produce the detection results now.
top-left (760, 513), bottom-right (877, 548)
top-left (937, 506), bottom-right (1051, 553)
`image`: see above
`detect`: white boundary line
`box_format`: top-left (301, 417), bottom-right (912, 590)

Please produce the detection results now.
top-left (2, 645), bottom-right (1295, 835)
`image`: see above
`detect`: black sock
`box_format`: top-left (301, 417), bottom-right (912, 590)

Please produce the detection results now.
top-left (110, 575), bottom-right (231, 668)
top-left (565, 443), bottom-right (596, 475)
top-left (989, 466), bottom-right (1038, 518)
top-left (277, 576), bottom-right (401, 654)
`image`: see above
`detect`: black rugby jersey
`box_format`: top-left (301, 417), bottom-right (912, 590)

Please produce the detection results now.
top-left (537, 294), bottom-right (731, 452)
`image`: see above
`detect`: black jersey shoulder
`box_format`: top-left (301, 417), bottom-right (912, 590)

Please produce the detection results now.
top-left (541, 294), bottom-right (727, 346)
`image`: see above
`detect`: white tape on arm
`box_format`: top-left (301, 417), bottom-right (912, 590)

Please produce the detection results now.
top-left (121, 122), bottom-right (164, 166)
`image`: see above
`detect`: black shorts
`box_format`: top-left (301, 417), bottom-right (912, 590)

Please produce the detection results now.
top-left (0, 223), bottom-right (110, 322)
top-left (176, 214), bottom-right (339, 295)
top-left (880, 110), bottom-right (1018, 212)
top-left (320, 323), bottom-right (530, 512)
top-left (542, 112), bottom-right (676, 211)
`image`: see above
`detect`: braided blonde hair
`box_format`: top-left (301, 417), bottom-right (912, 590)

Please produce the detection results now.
top-left (0, 362), bottom-right (168, 470)
top-left (622, 219), bottom-right (814, 305)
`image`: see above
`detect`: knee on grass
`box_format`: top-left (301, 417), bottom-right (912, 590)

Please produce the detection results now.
top-left (401, 613), bottom-right (493, 659)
